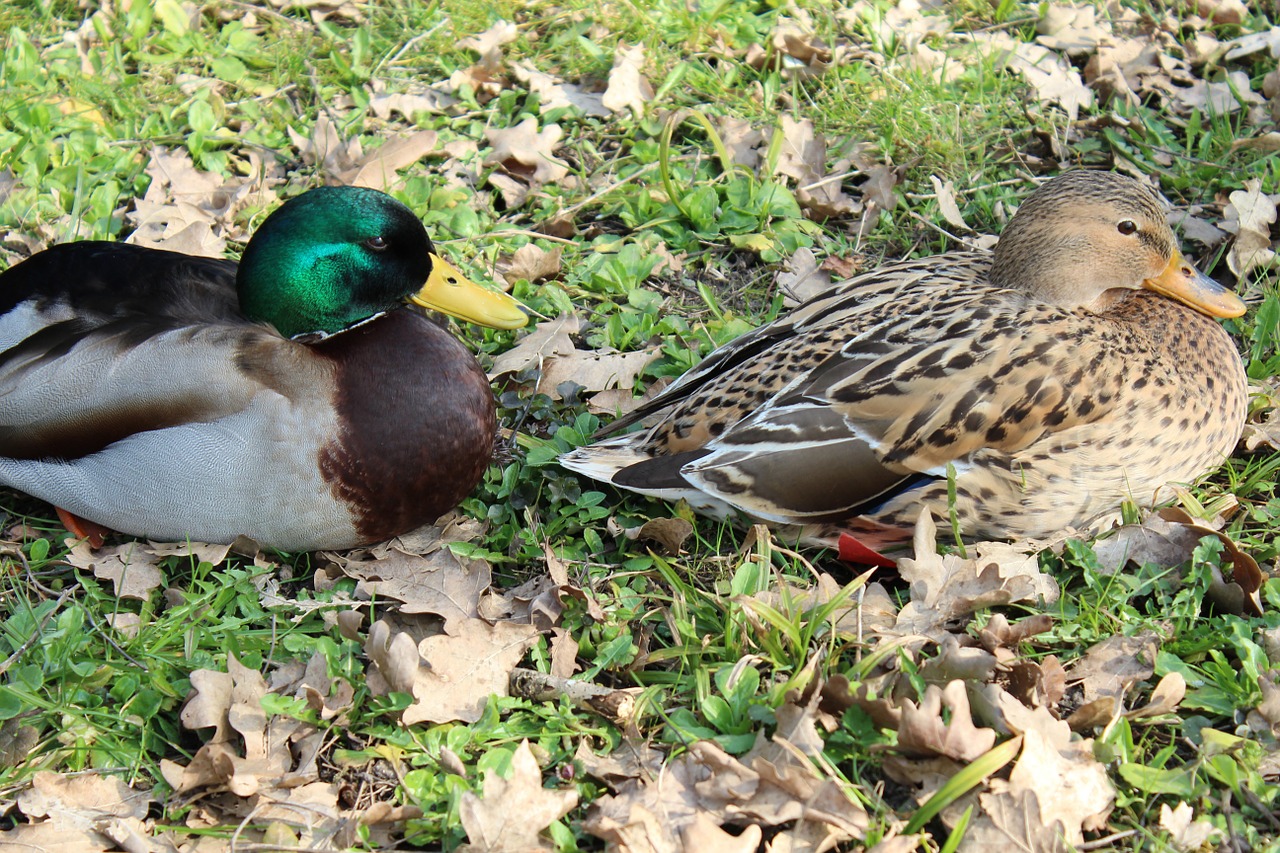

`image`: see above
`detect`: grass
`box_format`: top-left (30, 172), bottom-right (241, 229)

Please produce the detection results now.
top-left (1, 0), bottom-right (1280, 849)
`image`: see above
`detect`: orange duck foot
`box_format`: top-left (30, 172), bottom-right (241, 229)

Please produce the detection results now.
top-left (836, 532), bottom-right (898, 567)
top-left (55, 507), bottom-right (112, 549)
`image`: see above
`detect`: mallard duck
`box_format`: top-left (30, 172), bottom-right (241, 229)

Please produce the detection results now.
top-left (0, 185), bottom-right (527, 551)
top-left (560, 170), bottom-right (1248, 554)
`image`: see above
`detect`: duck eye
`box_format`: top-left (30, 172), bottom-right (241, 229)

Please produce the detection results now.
top-left (364, 236), bottom-right (389, 252)
top-left (1117, 220), bottom-right (1138, 235)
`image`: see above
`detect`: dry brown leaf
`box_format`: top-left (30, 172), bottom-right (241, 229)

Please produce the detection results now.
top-left (1167, 70), bottom-right (1265, 116)
top-left (1159, 802), bottom-right (1221, 850)
top-left (367, 79), bottom-right (458, 120)
top-left (127, 146), bottom-right (272, 256)
top-left (585, 738), bottom-right (866, 851)
top-left (366, 619), bottom-right (423, 694)
top-left (290, 113), bottom-right (360, 178)
top-left (1224, 26), bottom-right (1280, 60)
top-left (979, 613), bottom-right (1055, 652)
top-left (450, 21), bottom-right (518, 100)
top-left (496, 243), bottom-right (563, 286)
top-left (715, 115), bottom-right (766, 171)
top-left (888, 512), bottom-right (1059, 646)
top-left (1168, 207), bottom-right (1229, 247)
top-left (485, 117), bottom-right (570, 186)
top-left (1234, 132), bottom-right (1280, 154)
top-left (774, 116), bottom-right (860, 219)
top-left (962, 789), bottom-right (1071, 852)
top-left (168, 653), bottom-right (320, 807)
top-left (0, 718), bottom-right (39, 769)
top-left (920, 633), bottom-right (998, 685)
top-left (347, 130), bottom-right (440, 191)
top-left (483, 572), bottom-right (569, 628)
top-left (865, 834), bottom-right (927, 853)
top-left (1067, 631), bottom-right (1160, 704)
top-left (18, 771), bottom-right (152, 831)
top-left (1005, 726), bottom-right (1114, 841)
top-left (576, 739), bottom-right (666, 790)
top-left (513, 62), bottom-right (609, 116)
top-left (1035, 4), bottom-right (1113, 55)
top-left (1090, 510), bottom-right (1263, 615)
top-left (588, 374), bottom-right (673, 418)
top-left (861, 164), bottom-right (900, 214)
top-left (776, 246), bottom-right (833, 307)
top-left (929, 175), bottom-right (972, 232)
top-left (63, 541), bottom-right (164, 600)
top-left (603, 43), bottom-right (654, 116)
top-left (684, 814), bottom-right (762, 852)
top-left (488, 313), bottom-right (580, 379)
top-left (538, 347), bottom-right (662, 400)
top-left (1126, 672), bottom-right (1187, 721)
top-left (262, 0), bottom-right (361, 23)
top-left (897, 681), bottom-right (997, 761)
top-left (1195, 0), bottom-right (1248, 25)
top-left (1084, 36), bottom-right (1170, 106)
top-left (401, 618), bottom-right (539, 724)
top-left (460, 740), bottom-right (578, 852)
top-left (622, 517), bottom-right (695, 554)
top-left (0, 820), bottom-right (108, 852)
top-left (766, 12), bottom-right (845, 79)
top-left (335, 548), bottom-right (491, 633)
top-left (458, 20), bottom-right (519, 57)
top-left (1223, 180), bottom-right (1277, 284)
top-left (181, 668), bottom-right (235, 743)
top-left (966, 32), bottom-right (1093, 119)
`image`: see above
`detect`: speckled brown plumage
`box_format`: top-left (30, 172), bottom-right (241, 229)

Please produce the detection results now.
top-left (559, 171), bottom-right (1248, 547)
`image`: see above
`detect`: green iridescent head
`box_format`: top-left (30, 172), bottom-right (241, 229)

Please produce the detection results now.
top-left (236, 186), bottom-right (527, 339)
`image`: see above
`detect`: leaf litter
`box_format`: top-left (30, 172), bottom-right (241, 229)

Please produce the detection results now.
top-left (3, 1), bottom-right (1280, 850)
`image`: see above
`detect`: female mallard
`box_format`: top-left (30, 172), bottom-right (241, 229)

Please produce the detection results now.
top-left (560, 170), bottom-right (1248, 554)
top-left (0, 185), bottom-right (526, 551)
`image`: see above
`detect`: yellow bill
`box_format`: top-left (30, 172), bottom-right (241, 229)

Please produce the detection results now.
top-left (411, 255), bottom-right (529, 329)
top-left (1143, 249), bottom-right (1246, 319)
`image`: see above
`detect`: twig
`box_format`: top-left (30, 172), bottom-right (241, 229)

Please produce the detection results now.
top-left (1078, 830), bottom-right (1138, 850)
top-left (904, 208), bottom-right (989, 250)
top-left (79, 605), bottom-right (150, 673)
top-left (0, 585), bottom-right (77, 678)
top-left (375, 19), bottom-right (448, 75)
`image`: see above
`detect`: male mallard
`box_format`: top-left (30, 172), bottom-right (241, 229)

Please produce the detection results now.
top-left (0, 185), bottom-right (527, 551)
top-left (560, 170), bottom-right (1248, 553)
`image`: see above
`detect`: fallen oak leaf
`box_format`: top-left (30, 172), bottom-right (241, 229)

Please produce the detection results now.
top-left (537, 346), bottom-right (661, 400)
top-left (1091, 508), bottom-right (1263, 616)
top-left (495, 243), bottom-right (563, 286)
top-left (408, 618), bottom-right (538, 724)
top-left (367, 79), bottom-right (457, 121)
top-left (1222, 179), bottom-right (1277, 286)
top-left (487, 313), bottom-right (580, 380)
top-left (1159, 801), bottom-right (1222, 850)
top-left (1125, 671), bottom-right (1187, 722)
top-left (458, 20), bottom-right (519, 56)
top-left (602, 43), bottom-right (653, 117)
top-left (346, 130), bottom-right (440, 191)
top-left (513, 62), bottom-right (608, 116)
top-left (334, 548), bottom-right (492, 633)
top-left (620, 516), bottom-right (695, 555)
top-left (965, 31), bottom-right (1093, 119)
top-left (484, 117), bottom-right (570, 186)
top-left (460, 740), bottom-right (578, 851)
top-left (897, 680), bottom-right (996, 762)
top-left (63, 540), bottom-right (164, 601)
top-left (776, 246), bottom-right (833, 307)
top-left (929, 175), bottom-right (973, 232)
